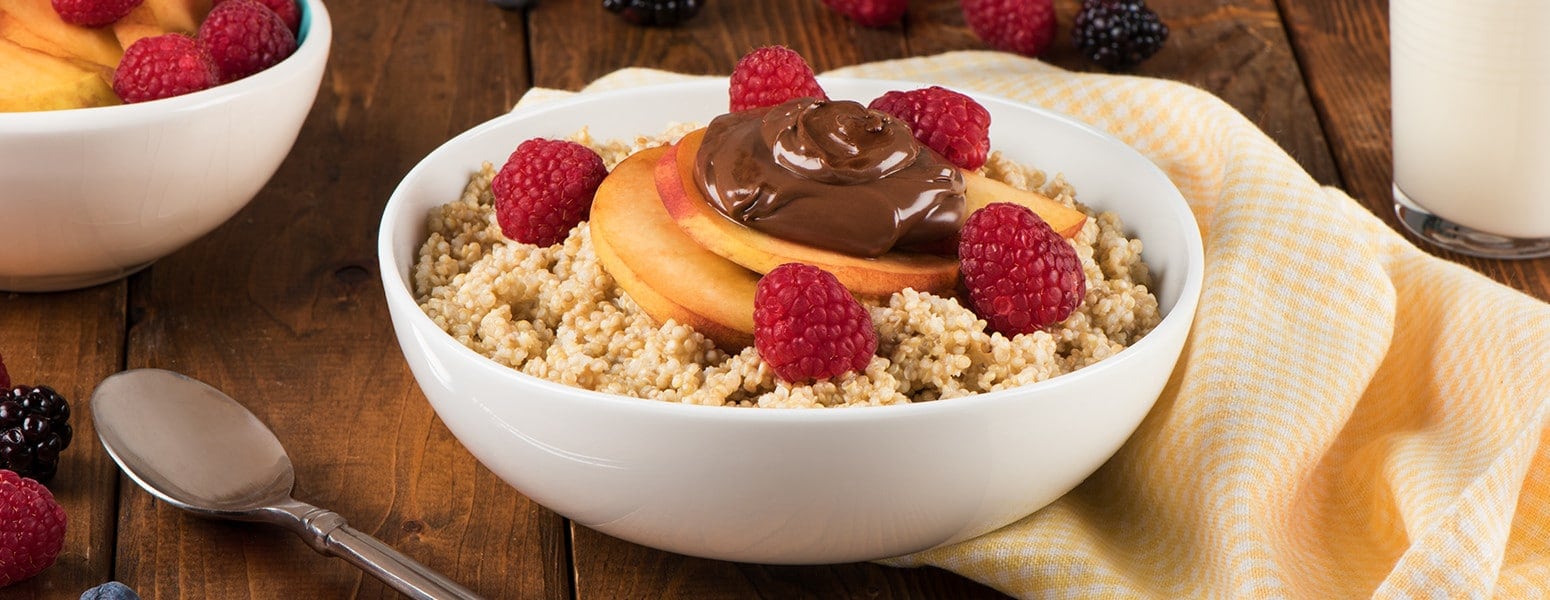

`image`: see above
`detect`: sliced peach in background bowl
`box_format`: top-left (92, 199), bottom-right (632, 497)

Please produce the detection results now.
top-left (0, 0), bottom-right (330, 292)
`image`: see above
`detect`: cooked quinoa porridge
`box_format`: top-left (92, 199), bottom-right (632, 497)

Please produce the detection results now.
top-left (413, 126), bottom-right (1162, 408)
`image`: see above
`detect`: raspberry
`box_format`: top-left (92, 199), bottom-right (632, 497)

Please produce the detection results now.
top-left (868, 86), bottom-right (991, 171)
top-left (0, 470), bottom-right (66, 588)
top-left (602, 0), bottom-right (703, 26)
top-left (198, 0), bottom-right (297, 83)
top-left (959, 203), bottom-right (1085, 334)
top-left (728, 46), bottom-right (827, 112)
top-left (820, 0), bottom-right (906, 27)
top-left (50, 0), bottom-right (141, 27)
top-left (1073, 0), bottom-right (1169, 70)
top-left (753, 263), bottom-right (877, 383)
top-left (111, 34), bottom-right (220, 104)
top-left (493, 139), bottom-right (607, 247)
top-left (215, 0), bottom-right (300, 35)
top-left (0, 353), bottom-right (9, 390)
top-left (960, 0), bottom-right (1057, 58)
top-left (0, 386), bottom-right (73, 483)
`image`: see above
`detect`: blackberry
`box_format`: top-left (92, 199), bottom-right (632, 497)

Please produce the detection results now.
top-left (602, 0), bottom-right (703, 26)
top-left (1072, 0), bottom-right (1169, 71)
top-left (0, 386), bottom-right (72, 482)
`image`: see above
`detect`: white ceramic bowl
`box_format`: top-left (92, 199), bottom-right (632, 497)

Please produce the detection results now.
top-left (379, 79), bottom-right (1204, 565)
top-left (0, 0), bottom-right (332, 292)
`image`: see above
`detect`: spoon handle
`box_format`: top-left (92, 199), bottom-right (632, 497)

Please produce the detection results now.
top-left (323, 524), bottom-right (486, 600)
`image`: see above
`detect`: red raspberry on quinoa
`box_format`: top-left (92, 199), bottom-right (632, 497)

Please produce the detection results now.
top-left (868, 85), bottom-right (992, 171)
top-left (112, 33), bottom-right (221, 104)
top-left (728, 46), bottom-right (828, 112)
top-left (492, 138), bottom-right (608, 247)
top-left (198, 0), bottom-right (297, 83)
top-left (753, 263), bottom-right (877, 383)
top-left (958, 202), bottom-right (1085, 335)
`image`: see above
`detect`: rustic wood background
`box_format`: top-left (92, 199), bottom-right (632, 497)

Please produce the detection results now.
top-left (3, 0), bottom-right (1544, 598)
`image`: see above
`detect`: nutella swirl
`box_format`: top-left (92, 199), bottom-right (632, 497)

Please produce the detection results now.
top-left (693, 98), bottom-right (964, 257)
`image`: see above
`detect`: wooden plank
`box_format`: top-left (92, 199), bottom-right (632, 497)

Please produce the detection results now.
top-left (109, 1), bottom-right (568, 599)
top-left (0, 286), bottom-right (124, 599)
top-left (525, 1), bottom-right (1005, 598)
top-left (1278, 0), bottom-right (1550, 301)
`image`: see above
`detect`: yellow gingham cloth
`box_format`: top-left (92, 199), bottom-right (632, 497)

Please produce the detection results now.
top-left (519, 52), bottom-right (1550, 599)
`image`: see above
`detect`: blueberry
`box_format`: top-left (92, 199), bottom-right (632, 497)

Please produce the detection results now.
top-left (81, 582), bottom-right (141, 600)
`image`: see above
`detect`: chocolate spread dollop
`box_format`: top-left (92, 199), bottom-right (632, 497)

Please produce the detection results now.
top-left (693, 98), bottom-right (965, 257)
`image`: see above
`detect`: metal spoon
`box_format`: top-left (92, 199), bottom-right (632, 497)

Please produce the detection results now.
top-left (91, 368), bottom-right (484, 600)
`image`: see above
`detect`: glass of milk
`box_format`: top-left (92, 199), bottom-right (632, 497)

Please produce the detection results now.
top-left (1390, 0), bottom-right (1550, 258)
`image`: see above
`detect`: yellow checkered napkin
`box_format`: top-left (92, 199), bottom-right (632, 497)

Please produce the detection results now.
top-left (524, 52), bottom-right (1550, 598)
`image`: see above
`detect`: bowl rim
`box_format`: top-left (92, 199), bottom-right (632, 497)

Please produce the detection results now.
top-left (379, 77), bottom-right (1206, 423)
top-left (0, 0), bottom-right (333, 127)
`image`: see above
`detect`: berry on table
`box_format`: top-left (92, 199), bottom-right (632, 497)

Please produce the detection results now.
top-left (81, 581), bottom-right (141, 600)
top-left (51, 0), bottom-right (142, 27)
top-left (0, 469), bottom-right (67, 588)
top-left (960, 0), bottom-right (1058, 58)
top-left (868, 86), bottom-right (991, 171)
top-left (493, 139), bottom-right (608, 247)
top-left (728, 46), bottom-right (827, 112)
top-left (215, 0), bottom-right (301, 35)
top-left (1073, 0), bottom-right (1169, 70)
top-left (602, 0), bottom-right (703, 26)
top-left (198, 0), bottom-right (297, 83)
top-left (820, 0), bottom-right (906, 27)
top-left (112, 33), bottom-right (220, 104)
top-left (753, 263), bottom-right (878, 383)
top-left (959, 202), bottom-right (1085, 335)
top-left (0, 386), bottom-right (74, 483)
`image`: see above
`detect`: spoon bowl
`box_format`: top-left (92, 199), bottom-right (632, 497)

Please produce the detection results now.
top-left (92, 369), bottom-right (483, 600)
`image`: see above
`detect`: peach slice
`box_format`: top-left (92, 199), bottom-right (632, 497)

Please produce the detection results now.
top-left (0, 36), bottom-right (119, 111)
top-left (0, 0), bottom-right (123, 71)
top-left (590, 145), bottom-right (759, 350)
top-left (659, 129), bottom-right (960, 297)
top-left (963, 170), bottom-right (1087, 238)
top-left (112, 0), bottom-right (211, 50)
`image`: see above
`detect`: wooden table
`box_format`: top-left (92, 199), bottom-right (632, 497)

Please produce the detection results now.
top-left (5, 0), bottom-right (1546, 597)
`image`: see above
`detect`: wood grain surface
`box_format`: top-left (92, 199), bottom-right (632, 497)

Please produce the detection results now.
top-left (0, 0), bottom-right (1544, 598)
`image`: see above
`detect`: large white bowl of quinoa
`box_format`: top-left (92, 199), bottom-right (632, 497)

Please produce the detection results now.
top-left (378, 79), bottom-right (1204, 564)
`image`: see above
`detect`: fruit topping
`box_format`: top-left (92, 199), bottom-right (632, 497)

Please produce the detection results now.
top-left (695, 98), bottom-right (964, 257)
top-left (868, 85), bottom-right (991, 171)
top-left (960, 0), bottom-right (1057, 58)
top-left (753, 263), bottom-right (877, 383)
top-left (959, 202), bottom-right (1085, 334)
top-left (0, 469), bottom-right (66, 588)
top-left (215, 0), bottom-right (298, 35)
top-left (1073, 0), bottom-right (1169, 71)
top-left (820, 0), bottom-right (905, 27)
top-left (197, 0), bottom-right (293, 83)
top-left (661, 129), bottom-right (961, 297)
top-left (50, 0), bottom-right (141, 27)
top-left (0, 386), bottom-right (73, 482)
top-left (494, 138), bottom-right (608, 247)
top-left (111, 32), bottom-right (217, 103)
top-left (602, 0), bottom-right (702, 26)
top-left (728, 45), bottom-right (826, 113)
top-left (81, 582), bottom-right (142, 600)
